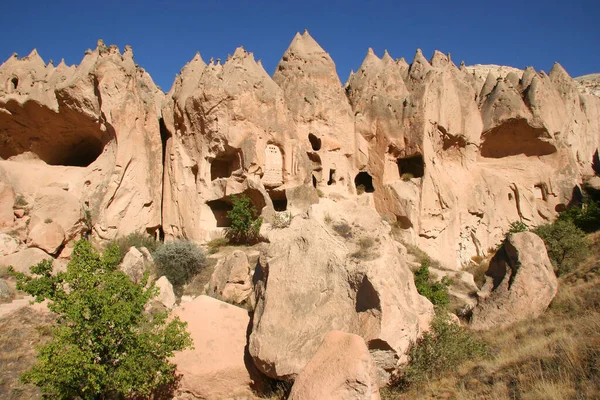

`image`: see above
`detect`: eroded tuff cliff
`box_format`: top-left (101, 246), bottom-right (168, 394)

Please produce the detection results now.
top-left (1, 31), bottom-right (599, 269)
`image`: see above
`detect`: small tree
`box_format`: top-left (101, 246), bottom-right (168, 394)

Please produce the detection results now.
top-left (533, 220), bottom-right (589, 276)
top-left (413, 260), bottom-right (451, 308)
top-left (225, 194), bottom-right (263, 244)
top-left (9, 239), bottom-right (192, 399)
top-left (153, 239), bottom-right (206, 288)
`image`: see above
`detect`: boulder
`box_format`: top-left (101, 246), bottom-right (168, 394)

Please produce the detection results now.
top-left (120, 247), bottom-right (147, 284)
top-left (249, 200), bottom-right (433, 382)
top-left (0, 279), bottom-right (12, 299)
top-left (0, 182), bottom-right (15, 229)
top-left (0, 233), bottom-right (19, 256)
top-left (206, 250), bottom-right (253, 305)
top-left (27, 221), bottom-right (65, 255)
top-left (0, 247), bottom-right (52, 273)
top-left (155, 276), bottom-right (176, 309)
top-left (289, 331), bottom-right (380, 400)
top-left (470, 232), bottom-right (558, 330)
top-left (29, 187), bottom-right (82, 241)
top-left (171, 295), bottom-right (262, 399)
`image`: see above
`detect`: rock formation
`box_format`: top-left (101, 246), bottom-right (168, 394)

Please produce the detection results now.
top-left (470, 232), bottom-right (558, 330)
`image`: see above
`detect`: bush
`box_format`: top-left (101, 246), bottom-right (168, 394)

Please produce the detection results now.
top-left (153, 240), bottom-right (206, 288)
top-left (225, 194), bottom-right (263, 244)
top-left (207, 237), bottom-right (229, 254)
top-left (394, 311), bottom-right (488, 389)
top-left (110, 231), bottom-right (158, 261)
top-left (533, 220), bottom-right (589, 276)
top-left (332, 221), bottom-right (353, 239)
top-left (272, 211), bottom-right (292, 229)
top-left (9, 240), bottom-right (192, 399)
top-left (559, 200), bottom-right (600, 232)
top-left (413, 261), bottom-right (450, 308)
top-left (507, 220), bottom-right (528, 235)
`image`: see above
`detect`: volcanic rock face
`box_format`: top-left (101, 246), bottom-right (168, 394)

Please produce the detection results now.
top-left (0, 41), bottom-right (163, 244)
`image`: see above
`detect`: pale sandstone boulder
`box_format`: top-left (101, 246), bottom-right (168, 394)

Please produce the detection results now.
top-left (120, 247), bottom-right (147, 284)
top-left (206, 250), bottom-right (253, 305)
top-left (171, 295), bottom-right (261, 400)
top-left (470, 232), bottom-right (558, 330)
top-left (249, 200), bottom-right (433, 382)
top-left (0, 233), bottom-right (19, 256)
top-left (155, 276), bottom-right (176, 309)
top-left (29, 187), bottom-right (83, 241)
top-left (0, 247), bottom-right (52, 273)
top-left (289, 330), bottom-right (380, 400)
top-left (27, 221), bottom-right (65, 255)
top-left (0, 279), bottom-right (11, 299)
top-left (0, 182), bottom-right (15, 229)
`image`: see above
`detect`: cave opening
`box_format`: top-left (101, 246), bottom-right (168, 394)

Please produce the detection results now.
top-left (397, 154), bottom-right (424, 179)
top-left (308, 133), bottom-right (321, 151)
top-left (480, 119), bottom-right (557, 158)
top-left (327, 169), bottom-right (336, 186)
top-left (312, 174), bottom-right (317, 188)
top-left (267, 189), bottom-right (288, 211)
top-left (355, 275), bottom-right (381, 313)
top-left (206, 200), bottom-right (233, 227)
top-left (10, 77), bottom-right (18, 91)
top-left (159, 118), bottom-right (171, 171)
top-left (354, 171), bottom-right (375, 193)
top-left (396, 215), bottom-right (413, 229)
top-left (210, 150), bottom-right (241, 181)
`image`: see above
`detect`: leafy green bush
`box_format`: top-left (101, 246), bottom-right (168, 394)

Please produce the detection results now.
top-left (153, 240), bottom-right (206, 288)
top-left (413, 261), bottom-right (450, 308)
top-left (110, 231), bottom-right (158, 261)
top-left (225, 194), bottom-right (263, 244)
top-left (394, 311), bottom-right (488, 389)
top-left (559, 200), bottom-right (600, 232)
top-left (9, 239), bottom-right (192, 399)
top-left (507, 220), bottom-right (528, 235)
top-left (533, 220), bottom-right (589, 276)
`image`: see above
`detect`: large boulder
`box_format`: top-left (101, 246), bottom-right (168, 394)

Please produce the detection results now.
top-left (119, 247), bottom-right (148, 284)
top-left (29, 187), bottom-right (83, 241)
top-left (470, 232), bottom-right (558, 330)
top-left (206, 250), bottom-right (253, 305)
top-left (0, 247), bottom-right (52, 273)
top-left (155, 276), bottom-right (176, 309)
top-left (289, 330), bottom-right (380, 400)
top-left (27, 221), bottom-right (65, 255)
top-left (249, 200), bottom-right (433, 382)
top-left (171, 296), bottom-right (262, 399)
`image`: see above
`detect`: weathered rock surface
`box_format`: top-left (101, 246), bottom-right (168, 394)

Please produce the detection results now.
top-left (470, 232), bottom-right (558, 330)
top-left (249, 200), bottom-right (433, 381)
top-left (0, 182), bottom-right (15, 229)
top-left (27, 221), bottom-right (65, 255)
top-left (171, 295), bottom-right (261, 400)
top-left (119, 247), bottom-right (148, 284)
top-left (289, 330), bottom-right (380, 400)
top-left (0, 233), bottom-right (19, 256)
top-left (155, 276), bottom-right (176, 309)
top-left (0, 247), bottom-right (52, 273)
top-left (206, 250), bottom-right (253, 305)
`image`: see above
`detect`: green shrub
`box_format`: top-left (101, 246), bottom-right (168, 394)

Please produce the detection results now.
top-left (533, 220), bottom-right (588, 276)
top-left (394, 311), bottom-right (488, 389)
top-left (559, 200), bottom-right (600, 232)
top-left (507, 220), bottom-right (528, 235)
top-left (110, 231), bottom-right (158, 261)
top-left (207, 237), bottom-right (229, 254)
top-left (9, 239), bottom-right (192, 399)
top-left (153, 240), bottom-right (206, 288)
top-left (225, 194), bottom-right (263, 244)
top-left (413, 261), bottom-right (450, 308)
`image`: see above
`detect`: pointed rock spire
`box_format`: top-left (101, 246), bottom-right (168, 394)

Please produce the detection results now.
top-left (409, 48), bottom-right (432, 81)
top-left (549, 62), bottom-right (571, 82)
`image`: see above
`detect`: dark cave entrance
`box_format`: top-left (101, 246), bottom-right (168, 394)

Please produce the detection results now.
top-left (210, 150), bottom-right (241, 181)
top-left (267, 189), bottom-right (288, 211)
top-left (206, 200), bottom-right (233, 227)
top-left (308, 133), bottom-right (321, 151)
top-left (354, 172), bottom-right (375, 194)
top-left (397, 154), bottom-right (424, 179)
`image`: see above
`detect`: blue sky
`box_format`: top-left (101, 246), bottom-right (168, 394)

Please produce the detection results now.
top-left (1, 0), bottom-right (598, 91)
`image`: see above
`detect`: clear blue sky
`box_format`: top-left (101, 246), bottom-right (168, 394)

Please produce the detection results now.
top-left (1, 0), bottom-right (598, 91)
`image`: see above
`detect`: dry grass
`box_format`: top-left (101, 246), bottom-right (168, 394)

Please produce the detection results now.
top-left (0, 308), bottom-right (54, 399)
top-left (382, 235), bottom-right (600, 399)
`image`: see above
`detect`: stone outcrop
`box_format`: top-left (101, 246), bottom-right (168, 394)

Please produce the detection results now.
top-left (249, 200), bottom-right (433, 381)
top-left (205, 250), bottom-right (253, 305)
top-left (470, 232), bottom-right (558, 330)
top-left (26, 220), bottom-right (65, 255)
top-left (171, 295), bottom-right (262, 399)
top-left (0, 247), bottom-right (52, 273)
top-left (155, 276), bottom-right (176, 309)
top-left (288, 330), bottom-right (380, 400)
top-left (119, 246), bottom-right (150, 284)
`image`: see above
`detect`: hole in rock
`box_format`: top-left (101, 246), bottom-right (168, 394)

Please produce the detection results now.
top-left (191, 164), bottom-right (199, 183)
top-left (146, 226), bottom-right (164, 242)
top-left (0, 101), bottom-right (111, 166)
top-left (355, 276), bottom-right (381, 313)
top-left (534, 183), bottom-right (547, 201)
top-left (312, 174), bottom-right (317, 188)
top-left (307, 152), bottom-right (321, 165)
top-left (327, 169), bottom-right (336, 186)
top-left (10, 77), bottom-right (18, 91)
top-left (354, 171), bottom-right (375, 193)
top-left (210, 150), bottom-right (241, 181)
top-left (308, 133), bottom-right (321, 151)
top-left (207, 200), bottom-right (233, 227)
top-left (267, 189), bottom-right (287, 211)
top-left (480, 119), bottom-right (557, 158)
top-left (159, 118), bottom-right (171, 170)
top-left (593, 150), bottom-right (600, 175)
top-left (396, 216), bottom-right (413, 229)
top-left (397, 154), bottom-right (424, 179)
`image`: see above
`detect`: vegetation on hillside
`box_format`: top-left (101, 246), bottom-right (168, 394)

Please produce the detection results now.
top-left (8, 239), bottom-right (192, 399)
top-left (225, 194), bottom-right (263, 244)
